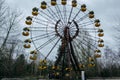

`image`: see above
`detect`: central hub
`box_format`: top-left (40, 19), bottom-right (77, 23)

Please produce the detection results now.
top-left (55, 20), bottom-right (79, 41)
top-left (64, 26), bottom-right (69, 37)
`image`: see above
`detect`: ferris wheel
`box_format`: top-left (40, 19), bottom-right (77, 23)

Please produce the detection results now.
top-left (22, 0), bottom-right (104, 78)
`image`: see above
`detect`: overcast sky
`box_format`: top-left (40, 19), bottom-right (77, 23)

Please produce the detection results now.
top-left (5, 0), bottom-right (120, 50)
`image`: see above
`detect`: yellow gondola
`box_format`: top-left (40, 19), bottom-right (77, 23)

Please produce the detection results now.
top-left (94, 54), bottom-right (101, 58)
top-left (24, 44), bottom-right (31, 48)
top-left (94, 19), bottom-right (100, 27)
top-left (55, 72), bottom-right (60, 76)
top-left (52, 66), bottom-right (59, 70)
top-left (43, 66), bottom-right (47, 69)
top-left (52, 66), bottom-right (55, 70)
top-left (38, 66), bottom-right (47, 70)
top-left (95, 19), bottom-right (100, 23)
top-left (65, 67), bottom-right (72, 71)
top-left (65, 73), bottom-right (70, 77)
top-left (30, 50), bottom-right (37, 54)
top-left (51, 0), bottom-right (57, 6)
top-left (40, 60), bottom-right (47, 64)
top-left (79, 64), bottom-right (85, 68)
top-left (32, 7), bottom-right (39, 16)
top-left (61, 0), bottom-right (67, 5)
top-left (89, 57), bottom-right (94, 62)
top-left (95, 23), bottom-right (101, 27)
top-left (23, 27), bottom-right (30, 31)
top-left (98, 33), bottom-right (104, 37)
top-left (22, 31), bottom-right (29, 36)
top-left (38, 66), bottom-right (42, 70)
top-left (30, 55), bottom-right (37, 60)
top-left (88, 63), bottom-right (95, 67)
top-left (72, 0), bottom-right (77, 7)
top-left (25, 16), bottom-right (32, 25)
top-left (98, 43), bottom-right (104, 47)
top-left (98, 29), bottom-right (103, 32)
top-left (98, 39), bottom-right (104, 43)
top-left (81, 4), bottom-right (86, 12)
top-left (25, 21), bottom-right (32, 25)
top-left (94, 49), bottom-right (101, 53)
top-left (41, 1), bottom-right (47, 9)
top-left (89, 11), bottom-right (94, 18)
top-left (24, 39), bottom-right (31, 43)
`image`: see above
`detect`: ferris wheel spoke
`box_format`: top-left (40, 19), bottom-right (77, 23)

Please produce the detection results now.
top-left (47, 6), bottom-right (63, 26)
top-left (78, 35), bottom-right (97, 42)
top-left (33, 21), bottom-right (54, 27)
top-left (37, 13), bottom-right (56, 24)
top-left (72, 42), bottom-right (83, 63)
top-left (78, 20), bottom-right (94, 25)
top-left (72, 8), bottom-right (81, 21)
top-left (56, 5), bottom-right (65, 24)
top-left (78, 23), bottom-right (94, 28)
top-left (36, 36), bottom-right (58, 50)
top-left (29, 26), bottom-right (55, 30)
top-left (69, 31), bottom-right (77, 37)
top-left (69, 23), bottom-right (74, 28)
top-left (73, 40), bottom-right (89, 57)
top-left (33, 17), bottom-right (56, 25)
top-left (46, 9), bottom-right (58, 21)
top-left (75, 37), bottom-right (97, 51)
top-left (55, 7), bottom-right (62, 21)
top-left (57, 30), bottom-right (64, 35)
top-left (73, 40), bottom-right (88, 57)
top-left (48, 6), bottom-right (60, 20)
top-left (32, 33), bottom-right (55, 42)
top-left (79, 29), bottom-right (97, 33)
top-left (69, 23), bottom-right (78, 29)
top-left (30, 31), bottom-right (55, 39)
top-left (77, 34), bottom-right (97, 44)
top-left (30, 29), bottom-right (54, 32)
top-left (46, 9), bottom-right (63, 26)
top-left (33, 21), bottom-right (49, 26)
top-left (82, 31), bottom-right (97, 33)
top-left (74, 43), bottom-right (84, 63)
top-left (79, 28), bottom-right (97, 30)
top-left (73, 44), bottom-right (88, 64)
top-left (70, 27), bottom-right (77, 31)
top-left (30, 27), bottom-right (54, 31)
top-left (74, 41), bottom-right (93, 58)
top-left (54, 7), bottom-right (64, 25)
top-left (39, 10), bottom-right (58, 22)
top-left (44, 38), bottom-right (61, 60)
top-left (67, 7), bottom-right (73, 25)
top-left (63, 5), bottom-right (67, 23)
top-left (78, 31), bottom-right (99, 39)
top-left (76, 14), bottom-right (88, 23)
top-left (69, 22), bottom-right (77, 29)
top-left (31, 31), bottom-right (54, 39)
top-left (71, 29), bottom-right (97, 33)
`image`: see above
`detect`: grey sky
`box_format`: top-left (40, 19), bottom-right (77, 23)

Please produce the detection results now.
top-left (5, 0), bottom-right (120, 50)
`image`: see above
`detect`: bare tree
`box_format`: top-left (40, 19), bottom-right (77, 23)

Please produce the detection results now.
top-left (0, 1), bottom-right (23, 62)
top-left (0, 0), bottom-right (26, 78)
top-left (1, 9), bottom-right (22, 48)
